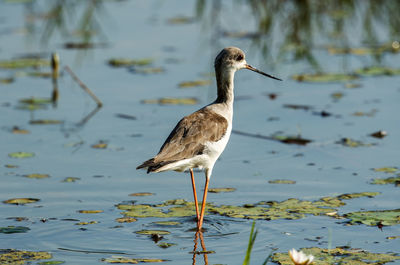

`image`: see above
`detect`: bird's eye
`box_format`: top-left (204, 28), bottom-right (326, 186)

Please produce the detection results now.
top-left (236, 54), bottom-right (243, 61)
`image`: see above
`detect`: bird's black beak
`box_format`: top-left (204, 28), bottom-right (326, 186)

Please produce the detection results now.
top-left (245, 64), bottom-right (282, 81)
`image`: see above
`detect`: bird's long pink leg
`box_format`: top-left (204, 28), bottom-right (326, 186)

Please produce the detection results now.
top-left (190, 169), bottom-right (200, 223)
top-left (198, 177), bottom-right (210, 230)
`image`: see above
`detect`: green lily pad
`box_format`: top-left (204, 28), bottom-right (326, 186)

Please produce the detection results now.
top-left (337, 138), bottom-right (374, 147)
top-left (3, 198), bottom-right (40, 205)
top-left (373, 167), bottom-right (398, 173)
top-left (344, 209), bottom-right (400, 226)
top-left (129, 192), bottom-right (154, 197)
top-left (130, 67), bottom-right (164, 74)
top-left (178, 79), bottom-right (211, 88)
top-left (91, 142), bottom-right (108, 149)
top-left (355, 66), bottom-right (400, 76)
top-left (37, 261), bottom-right (65, 265)
top-left (101, 256), bottom-right (166, 263)
top-left (12, 127), bottom-right (30, 134)
top-left (8, 152), bottom-right (35, 158)
top-left (352, 109), bottom-right (378, 117)
top-left (371, 176), bottom-right (400, 186)
top-left (0, 77), bottom-right (14, 84)
top-left (272, 135), bottom-right (312, 145)
top-left (0, 58), bottom-right (50, 69)
top-left (135, 230), bottom-right (171, 235)
top-left (208, 187), bottom-right (236, 193)
top-left (0, 249), bottom-right (52, 264)
top-left (75, 221), bottom-right (98, 225)
top-left (118, 192), bottom-right (379, 221)
top-left (271, 247), bottom-right (400, 265)
top-left (115, 217), bottom-right (137, 223)
top-left (153, 221), bottom-right (181, 226)
top-left (19, 98), bottom-right (52, 105)
top-left (268, 179), bottom-right (296, 184)
top-left (62, 177), bottom-right (81, 183)
top-left (108, 58), bottom-right (154, 67)
top-left (23, 173), bottom-right (50, 179)
top-left (78, 210), bottom-right (103, 214)
top-left (141, 97), bottom-right (198, 105)
top-left (292, 73), bottom-right (358, 82)
top-left (157, 242), bottom-right (176, 249)
top-left (29, 119), bottom-right (62, 125)
top-left (337, 192), bottom-right (380, 200)
top-left (0, 226), bottom-right (30, 234)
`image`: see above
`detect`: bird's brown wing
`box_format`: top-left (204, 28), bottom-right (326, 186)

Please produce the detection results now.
top-left (136, 108), bottom-right (228, 172)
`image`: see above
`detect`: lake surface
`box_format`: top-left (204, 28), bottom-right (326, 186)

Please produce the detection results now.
top-left (1, 1), bottom-right (399, 264)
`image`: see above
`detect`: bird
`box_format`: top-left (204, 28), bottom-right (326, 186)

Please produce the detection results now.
top-left (137, 47), bottom-right (281, 230)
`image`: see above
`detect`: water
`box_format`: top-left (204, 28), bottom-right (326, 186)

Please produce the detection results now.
top-left (1, 1), bottom-right (399, 264)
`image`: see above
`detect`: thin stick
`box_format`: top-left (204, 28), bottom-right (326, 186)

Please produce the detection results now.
top-left (64, 65), bottom-right (103, 107)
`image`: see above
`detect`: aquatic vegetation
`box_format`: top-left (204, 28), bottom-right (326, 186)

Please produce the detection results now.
top-left (107, 58), bottom-right (154, 67)
top-left (0, 226), bottom-right (30, 234)
top-left (0, 58), bottom-right (50, 69)
top-left (8, 152), bottom-right (35, 158)
top-left (288, 249), bottom-right (314, 265)
top-left (178, 79), bottom-right (211, 88)
top-left (268, 179), bottom-right (296, 184)
top-left (208, 187), bottom-right (236, 193)
top-left (91, 142), bottom-right (108, 149)
top-left (101, 256), bottom-right (166, 263)
top-left (29, 119), bottom-right (63, 125)
top-left (129, 192), bottom-right (155, 196)
top-left (61, 177), bottom-right (81, 182)
top-left (291, 73), bottom-right (358, 82)
top-left (369, 130), bottom-right (387, 139)
top-left (336, 138), bottom-right (374, 147)
top-left (3, 198), bottom-right (40, 205)
top-left (0, 249), bottom-right (52, 264)
top-left (354, 66), bottom-right (400, 76)
top-left (344, 209), bottom-right (400, 226)
top-left (135, 230), bottom-right (171, 235)
top-left (373, 167), bottom-right (398, 174)
top-left (115, 217), bottom-right (137, 223)
top-left (371, 176), bottom-right (400, 186)
top-left (271, 247), bottom-right (400, 265)
top-left (78, 210), bottom-right (103, 214)
top-left (23, 173), bottom-right (50, 179)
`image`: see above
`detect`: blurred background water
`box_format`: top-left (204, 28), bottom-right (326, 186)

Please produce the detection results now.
top-left (0, 0), bottom-right (399, 264)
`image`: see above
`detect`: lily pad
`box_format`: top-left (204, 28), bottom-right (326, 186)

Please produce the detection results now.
top-left (115, 217), bottom-right (137, 223)
top-left (91, 142), bottom-right (108, 149)
top-left (75, 221), bottom-right (98, 225)
top-left (30, 119), bottom-right (62, 125)
top-left (371, 176), bottom-right (400, 186)
top-left (118, 192), bottom-right (379, 221)
top-left (0, 226), bottom-right (30, 234)
top-left (208, 187), bottom-right (236, 193)
top-left (337, 138), bottom-right (374, 147)
top-left (344, 209), bottom-right (400, 226)
top-left (355, 66), bottom-right (400, 76)
top-left (62, 177), bottom-right (81, 183)
top-left (167, 16), bottom-right (195, 24)
top-left (19, 98), bottom-right (52, 105)
top-left (0, 58), bottom-right (50, 69)
top-left (38, 261), bottom-right (65, 265)
top-left (141, 97), bottom-right (198, 105)
top-left (291, 73), bottom-right (358, 82)
top-left (78, 210), bottom-right (103, 214)
top-left (337, 192), bottom-right (380, 200)
top-left (130, 67), bottom-right (164, 74)
top-left (0, 249), bottom-right (52, 264)
top-left (268, 179), bottom-right (296, 184)
top-left (157, 242), bottom-right (176, 249)
top-left (135, 230), bottom-right (170, 235)
top-left (3, 198), bottom-right (40, 205)
top-left (12, 127), bottom-right (30, 134)
top-left (108, 58), bottom-right (153, 67)
top-left (129, 192), bottom-right (154, 197)
top-left (373, 167), bottom-right (398, 173)
top-left (101, 256), bottom-right (166, 263)
top-left (152, 221), bottom-right (181, 226)
top-left (271, 247), bottom-right (400, 265)
top-left (23, 173), bottom-right (50, 179)
top-left (8, 152), bottom-right (35, 158)
top-left (178, 79), bottom-right (211, 88)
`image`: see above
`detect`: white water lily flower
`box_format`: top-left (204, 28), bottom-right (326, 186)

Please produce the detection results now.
top-left (288, 248), bottom-right (314, 265)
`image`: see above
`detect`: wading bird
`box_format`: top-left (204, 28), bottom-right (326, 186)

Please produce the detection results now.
top-left (137, 47), bottom-right (281, 230)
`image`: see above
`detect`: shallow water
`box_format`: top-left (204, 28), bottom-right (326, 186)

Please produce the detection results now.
top-left (1, 1), bottom-right (400, 264)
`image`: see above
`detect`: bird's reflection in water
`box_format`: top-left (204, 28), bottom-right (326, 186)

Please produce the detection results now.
top-left (191, 231), bottom-right (210, 265)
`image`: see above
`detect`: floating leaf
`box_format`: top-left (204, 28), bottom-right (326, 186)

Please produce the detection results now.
top-left (387, 236), bottom-right (400, 240)
top-left (337, 192), bottom-right (380, 200)
top-left (221, 31), bottom-right (260, 39)
top-left (8, 152), bottom-right (35, 158)
top-left (5, 164), bottom-right (19, 168)
top-left (0, 249), bottom-right (52, 264)
top-left (0, 77), bottom-right (14, 84)
top-left (3, 198), bottom-right (40, 205)
top-left (272, 135), bottom-right (312, 145)
top-left (75, 221), bottom-right (98, 225)
top-left (271, 246), bottom-right (400, 265)
top-left (19, 98), bottom-right (52, 105)
top-left (129, 192), bottom-right (154, 197)
top-left (108, 58), bottom-right (153, 67)
top-left (30, 119), bottom-right (62, 125)
top-left (178, 79), bottom-right (211, 88)
top-left (208, 187), bottom-right (236, 193)
top-left (101, 256), bottom-right (166, 263)
top-left (135, 230), bottom-right (170, 235)
top-left (152, 221), bottom-right (181, 226)
top-left (292, 73), bottom-right (358, 82)
top-left (12, 127), bottom-right (30, 134)
top-left (371, 176), bottom-right (400, 186)
top-left (268, 179), bottom-right (296, 184)
top-left (283, 104), bottom-right (312, 111)
top-left (115, 113), bottom-right (137, 120)
top-left (37, 261), bottom-right (65, 265)
top-left (141, 98), bottom-right (198, 105)
top-left (0, 226), bottom-right (30, 234)
top-left (91, 142), bottom-right (108, 149)
top-left (331, 92), bottom-right (344, 100)
top-left (337, 138), bottom-right (374, 147)
top-left (23, 173), bottom-right (50, 179)
top-left (344, 209), bottom-right (400, 226)
top-left (355, 66), bottom-right (400, 76)
top-left (78, 210), bottom-right (103, 214)
top-left (115, 217), bottom-right (137, 223)
top-left (167, 16), bottom-right (195, 24)
top-left (0, 58), bottom-right (50, 69)
top-left (373, 167), bottom-right (398, 173)
top-left (62, 177), bottom-right (80, 183)
top-left (157, 242), bottom-right (176, 249)
top-left (130, 67), bottom-right (164, 74)
top-left (352, 109), bottom-right (378, 117)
